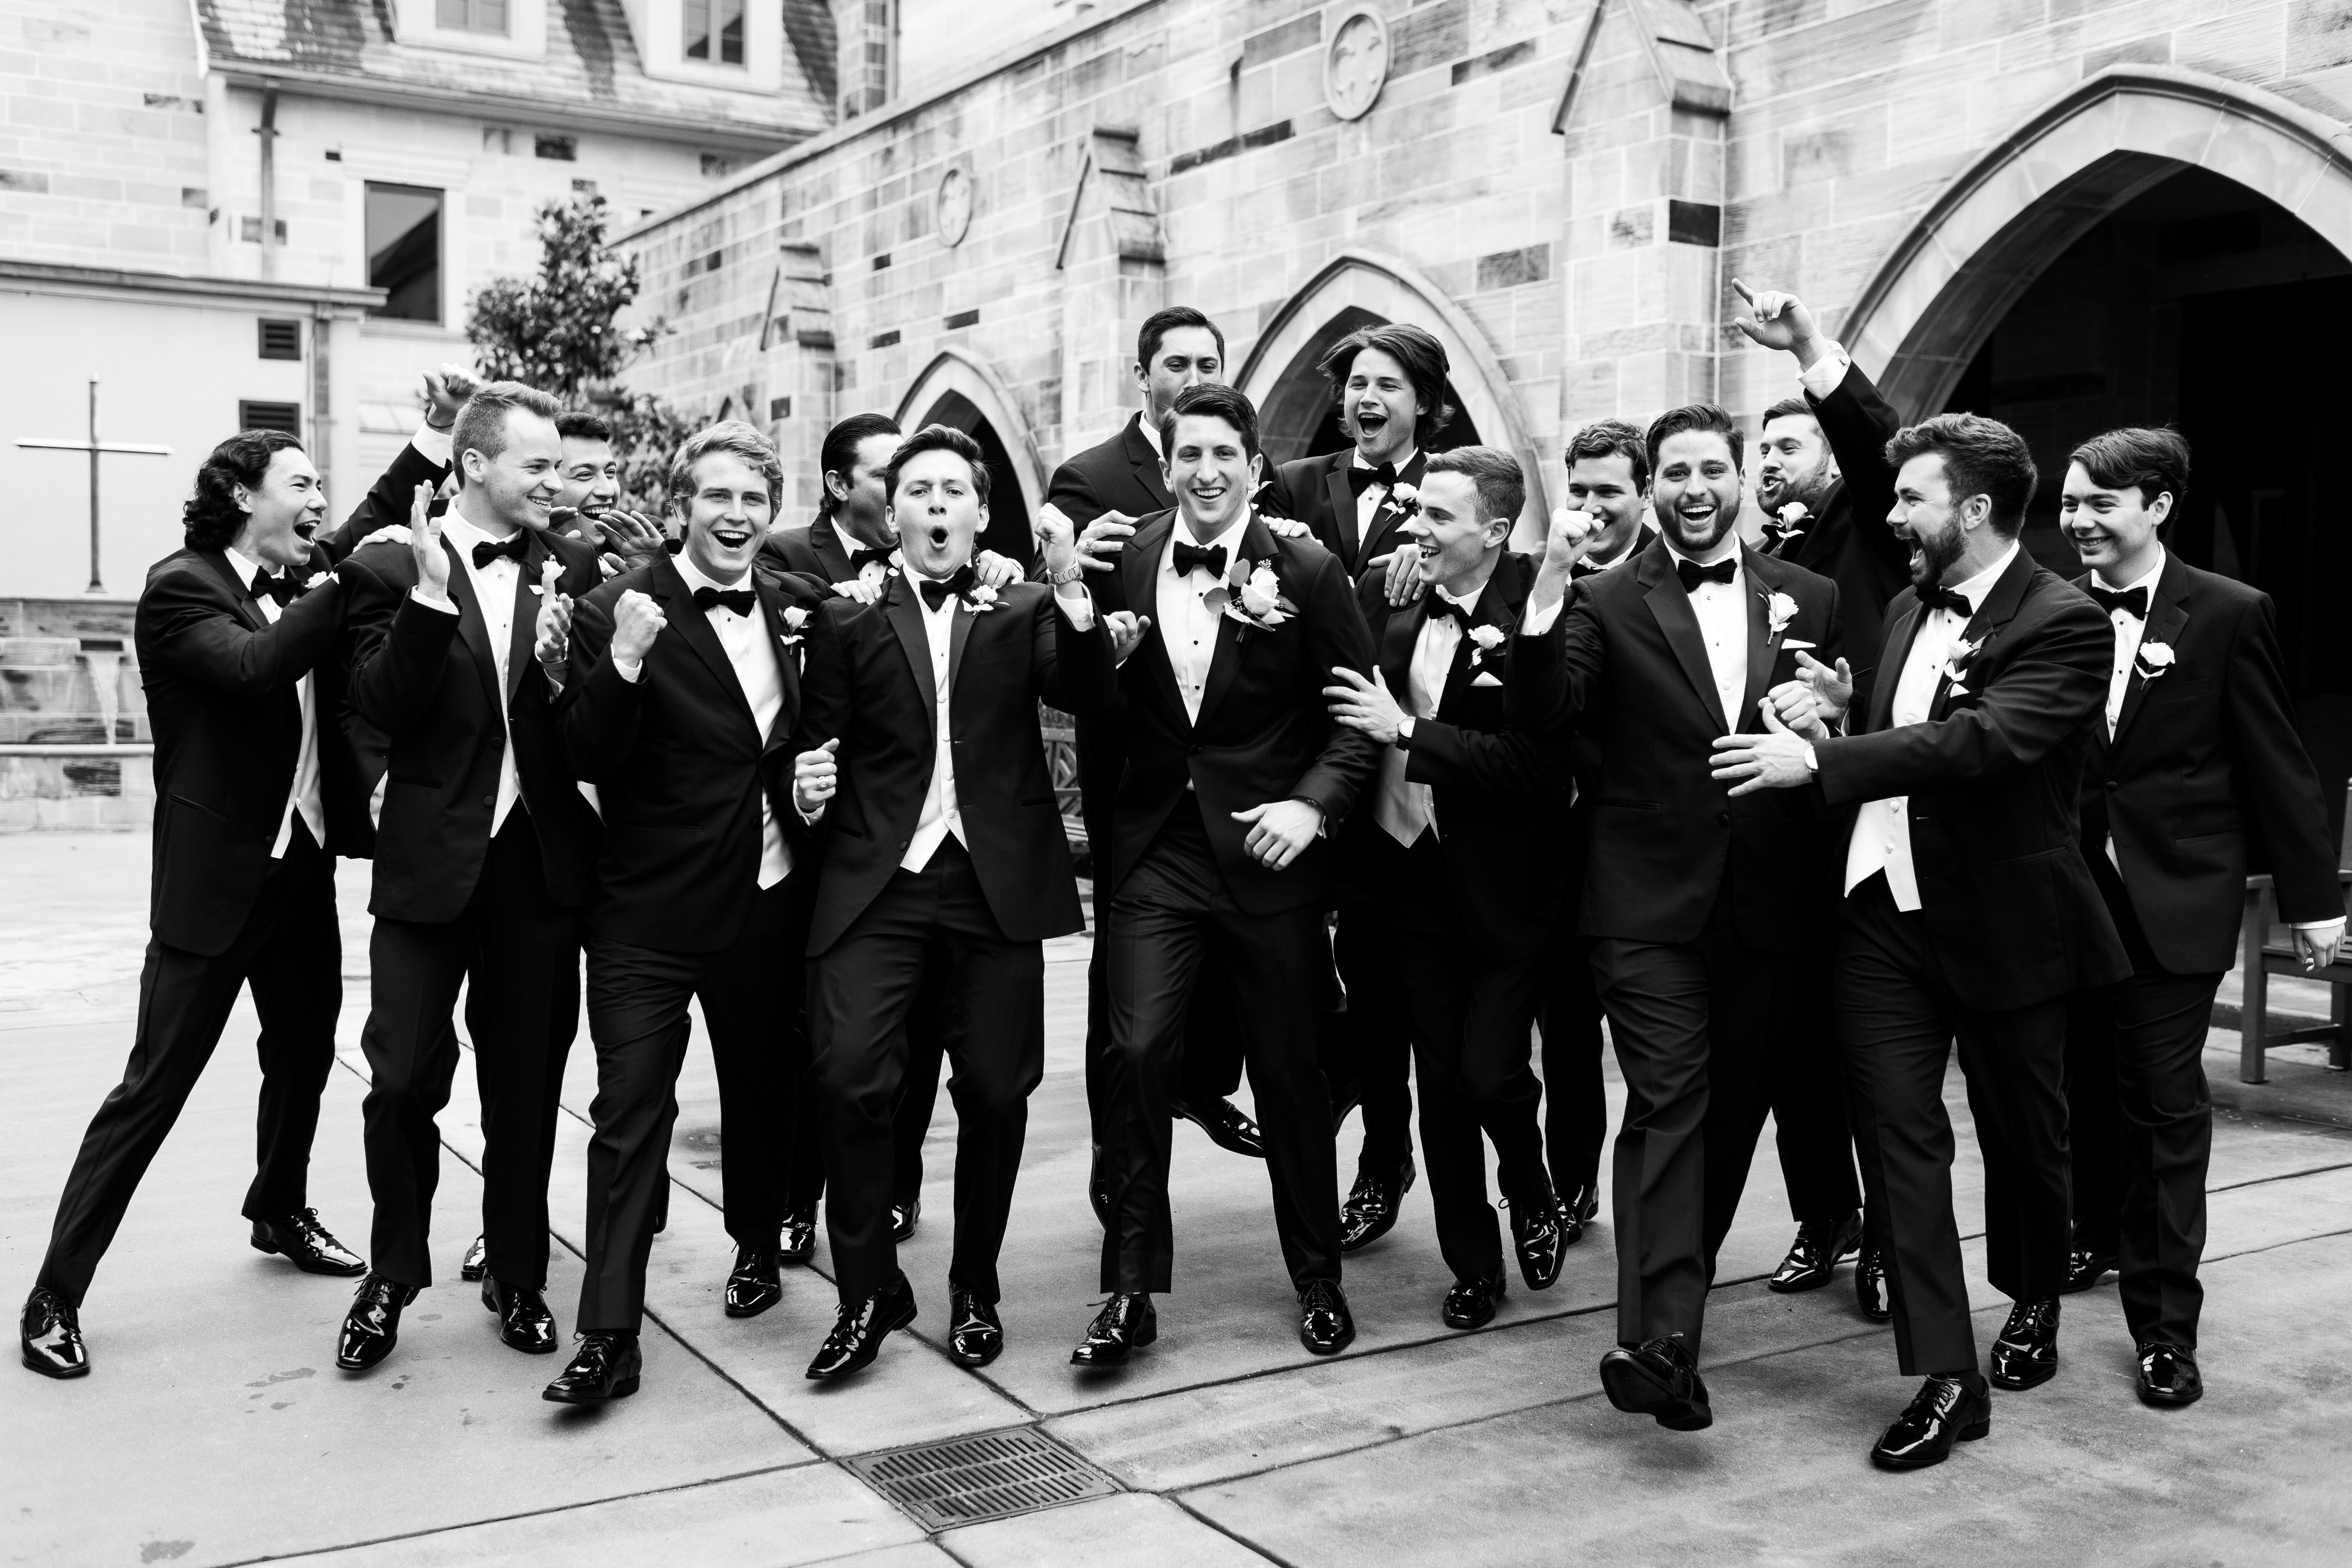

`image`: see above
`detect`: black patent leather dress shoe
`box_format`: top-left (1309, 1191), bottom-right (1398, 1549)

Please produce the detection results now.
top-left (780, 1207), bottom-right (817, 1265)
top-left (336, 1273), bottom-right (418, 1371)
top-left (1599, 1337), bottom-right (1712, 1430)
top-left (1557, 1183), bottom-right (1599, 1246)
top-left (1854, 1244), bottom-right (1893, 1322)
top-left (1298, 1279), bottom-right (1355, 1356)
top-left (1442, 1269), bottom-right (1506, 1330)
top-left (543, 1331), bottom-right (641, 1404)
top-left (1339, 1157), bottom-right (1415, 1253)
top-left (805, 1277), bottom-right (918, 1380)
top-left (250, 1209), bottom-right (366, 1277)
top-left (1768, 1211), bottom-right (1862, 1294)
top-left (1070, 1292), bottom-right (1157, 1367)
top-left (1510, 1194), bottom-right (1568, 1290)
top-left (19, 1288), bottom-right (88, 1379)
top-left (890, 1195), bottom-right (921, 1244)
top-left (947, 1285), bottom-right (1004, 1368)
top-left (459, 1234), bottom-right (488, 1283)
top-left (724, 1248), bottom-right (783, 1319)
top-left (1988, 1297), bottom-right (2060, 1390)
top-left (1871, 1373), bottom-right (1990, 1470)
top-left (1171, 1095), bottom-right (1266, 1158)
top-left (482, 1275), bottom-right (559, 1354)
top-left (2136, 1341), bottom-right (2202, 1407)
top-left (2062, 1245), bottom-right (2116, 1293)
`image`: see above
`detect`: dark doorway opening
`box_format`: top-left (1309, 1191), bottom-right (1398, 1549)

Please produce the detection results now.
top-left (1255, 306), bottom-right (1485, 467)
top-left (1942, 166), bottom-right (2352, 836)
top-left (909, 391), bottom-right (1035, 569)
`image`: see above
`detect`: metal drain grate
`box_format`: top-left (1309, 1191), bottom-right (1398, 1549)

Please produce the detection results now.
top-left (845, 1426), bottom-right (1121, 1529)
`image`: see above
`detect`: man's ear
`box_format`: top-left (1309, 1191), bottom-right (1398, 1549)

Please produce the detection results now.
top-left (2148, 490), bottom-right (2174, 531)
top-left (232, 483), bottom-right (256, 516)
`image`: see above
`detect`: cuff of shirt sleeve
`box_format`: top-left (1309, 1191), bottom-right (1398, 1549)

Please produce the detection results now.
top-left (1520, 596), bottom-right (1563, 637)
top-left (1054, 586), bottom-right (1096, 632)
top-left (411, 422), bottom-right (454, 466)
top-left (1797, 341), bottom-right (1853, 401)
top-left (615, 656), bottom-right (643, 683)
top-left (411, 586), bottom-right (458, 614)
top-left (2291, 916), bottom-right (2347, 934)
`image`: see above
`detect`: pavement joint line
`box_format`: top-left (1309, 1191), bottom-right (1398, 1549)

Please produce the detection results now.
top-left (2205, 1157), bottom-right (2352, 1192)
top-left (1162, 1492), bottom-right (1297, 1565)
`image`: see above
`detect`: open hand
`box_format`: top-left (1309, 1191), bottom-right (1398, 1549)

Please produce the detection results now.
top-left (1264, 516), bottom-right (1312, 540)
top-left (591, 509), bottom-right (667, 565)
top-left (1374, 547), bottom-right (1427, 607)
top-left (1233, 798), bottom-right (1322, 870)
top-left (793, 737), bottom-right (840, 815)
top-left (1072, 507), bottom-right (1136, 573)
top-left (534, 560), bottom-right (572, 679)
top-left (610, 588), bottom-right (666, 664)
top-left (1323, 665), bottom-right (1408, 745)
top-left (1710, 702), bottom-right (1816, 796)
top-left (831, 573), bottom-right (887, 605)
top-left (1793, 650), bottom-right (1854, 727)
top-left (409, 482), bottom-right (451, 602)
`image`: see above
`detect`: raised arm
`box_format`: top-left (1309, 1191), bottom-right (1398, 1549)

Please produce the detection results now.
top-left (136, 564), bottom-right (346, 695)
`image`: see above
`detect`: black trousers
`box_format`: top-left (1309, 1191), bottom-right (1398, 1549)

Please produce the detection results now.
top-left (2066, 868), bottom-right (2220, 1348)
top-left (37, 821), bottom-right (339, 1307)
top-left (360, 810), bottom-right (579, 1291)
top-left (1100, 799), bottom-right (1341, 1293)
top-left (1836, 872), bottom-right (2072, 1375)
top-left (1334, 896), bottom-right (1414, 1175)
top-left (1384, 832), bottom-right (1552, 1284)
top-left (576, 873), bottom-right (809, 1333)
top-left (1773, 975), bottom-right (1866, 1233)
top-left (809, 838), bottom-right (1043, 1306)
top-left (833, 975), bottom-right (952, 1212)
top-left (1590, 883), bottom-right (1799, 1353)
top-left (1538, 922), bottom-right (1608, 1197)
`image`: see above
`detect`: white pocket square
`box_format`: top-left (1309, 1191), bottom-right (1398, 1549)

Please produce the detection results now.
top-left (1472, 671), bottom-right (1504, 688)
top-left (1782, 639), bottom-right (1816, 651)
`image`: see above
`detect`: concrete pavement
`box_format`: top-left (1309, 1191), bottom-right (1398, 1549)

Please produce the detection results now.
top-left (2, 831), bottom-right (2347, 1566)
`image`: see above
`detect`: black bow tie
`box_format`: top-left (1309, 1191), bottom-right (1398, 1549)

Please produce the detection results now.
top-left (2088, 583), bottom-right (2150, 621)
top-left (1346, 460), bottom-right (1401, 498)
top-left (1424, 593), bottom-right (1473, 628)
top-left (249, 569), bottom-right (300, 607)
top-left (1171, 540), bottom-right (1228, 580)
top-left (917, 566), bottom-right (977, 610)
top-left (1675, 557), bottom-right (1736, 593)
top-left (471, 533), bottom-right (530, 570)
top-left (847, 543), bottom-right (895, 573)
top-left (1918, 584), bottom-right (1973, 616)
top-left (692, 585), bottom-right (756, 617)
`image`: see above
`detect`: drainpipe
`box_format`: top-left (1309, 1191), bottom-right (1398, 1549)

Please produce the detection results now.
top-left (256, 85), bottom-right (278, 280)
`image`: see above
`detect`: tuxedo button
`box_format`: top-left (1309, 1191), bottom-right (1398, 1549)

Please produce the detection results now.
top-left (482, 795), bottom-right (494, 808)
top-left (2105, 780), bottom-right (2119, 791)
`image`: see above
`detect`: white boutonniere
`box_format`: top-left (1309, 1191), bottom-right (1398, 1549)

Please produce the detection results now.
top-left (1764, 589), bottom-right (1814, 652)
top-left (1467, 623), bottom-right (1506, 666)
top-left (964, 583), bottom-right (1001, 613)
top-left (1941, 633), bottom-right (1988, 698)
top-left (2134, 639), bottom-right (2175, 681)
top-left (778, 604), bottom-right (811, 645)
top-left (1381, 482), bottom-right (1421, 520)
top-left (1216, 560), bottom-right (1296, 631)
top-left (1763, 502), bottom-right (1810, 552)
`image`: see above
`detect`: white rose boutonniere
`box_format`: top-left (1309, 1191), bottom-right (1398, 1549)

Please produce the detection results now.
top-left (2134, 639), bottom-right (2175, 680)
top-left (1221, 560), bottom-right (1296, 631)
top-left (1467, 623), bottom-right (1506, 666)
top-left (1766, 589), bottom-right (1815, 652)
top-left (1763, 502), bottom-right (1810, 552)
top-left (778, 604), bottom-right (811, 645)
top-left (1941, 633), bottom-right (1987, 699)
top-left (964, 582), bottom-right (1001, 613)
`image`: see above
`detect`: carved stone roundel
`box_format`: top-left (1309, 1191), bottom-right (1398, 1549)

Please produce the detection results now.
top-left (936, 165), bottom-right (973, 247)
top-left (1324, 5), bottom-right (1390, 123)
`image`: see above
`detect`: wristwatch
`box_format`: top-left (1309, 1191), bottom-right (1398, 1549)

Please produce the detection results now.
top-left (1044, 559), bottom-right (1086, 586)
top-left (1802, 741), bottom-right (1819, 775)
top-left (1396, 717), bottom-right (1415, 750)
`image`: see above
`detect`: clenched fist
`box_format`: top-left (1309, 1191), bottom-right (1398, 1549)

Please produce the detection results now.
top-left (793, 737), bottom-right (840, 816)
top-left (610, 588), bottom-right (666, 663)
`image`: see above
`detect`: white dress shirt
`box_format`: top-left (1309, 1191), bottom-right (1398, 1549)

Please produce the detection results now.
top-left (1374, 580), bottom-right (1483, 847)
top-left (1135, 411), bottom-right (1163, 461)
top-left (1841, 542), bottom-right (2019, 911)
top-left (1797, 340), bottom-right (1856, 403)
top-left (2096, 548), bottom-right (2164, 738)
top-left (1352, 446), bottom-right (1417, 541)
top-left (1157, 511), bottom-right (1255, 726)
top-left (223, 544), bottom-right (324, 858)
top-left (1660, 539), bottom-right (1748, 728)
top-left (424, 509), bottom-right (528, 835)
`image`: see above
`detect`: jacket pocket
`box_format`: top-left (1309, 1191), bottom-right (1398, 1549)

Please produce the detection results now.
top-left (1591, 798), bottom-right (1662, 811)
top-left (168, 792), bottom-right (229, 823)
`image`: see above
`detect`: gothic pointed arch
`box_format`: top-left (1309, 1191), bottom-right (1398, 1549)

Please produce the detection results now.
top-left (894, 347), bottom-right (1047, 562)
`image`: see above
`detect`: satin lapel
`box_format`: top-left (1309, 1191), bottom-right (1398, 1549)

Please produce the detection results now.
top-left (442, 539), bottom-right (503, 714)
top-left (946, 592), bottom-right (976, 702)
top-left (1870, 599), bottom-right (1923, 733)
top-left (653, 555), bottom-right (753, 719)
top-left (811, 515), bottom-right (855, 584)
top-left (1195, 513), bottom-right (1277, 733)
top-left (1739, 551), bottom-right (1779, 733)
top-left (1377, 594), bottom-right (1424, 701)
top-left (1122, 512), bottom-right (1190, 721)
top-left (504, 535), bottom-right (547, 707)
top-left (1931, 549), bottom-right (2036, 719)
top-left (753, 573), bottom-right (804, 754)
top-left (1359, 449), bottom-right (1428, 570)
top-left (882, 576), bottom-right (939, 743)
top-left (1434, 555), bottom-right (1523, 718)
top-left (1641, 553), bottom-right (1729, 732)
top-left (1324, 459), bottom-right (1360, 568)
top-left (200, 551), bottom-right (270, 632)
top-left (1127, 416), bottom-right (1173, 509)
top-left (2110, 573), bottom-right (2189, 750)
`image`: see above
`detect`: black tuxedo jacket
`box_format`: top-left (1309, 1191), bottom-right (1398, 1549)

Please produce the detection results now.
top-left (340, 526), bottom-right (603, 922)
top-left (1049, 414), bottom-right (1172, 525)
top-left (1779, 360), bottom-right (1912, 674)
top-left (1816, 548), bottom-right (2129, 1010)
top-left (1338, 550), bottom-right (1574, 961)
top-left (759, 513), bottom-right (891, 585)
top-left (1271, 447), bottom-right (1427, 574)
top-left (793, 577), bottom-right (1115, 953)
top-left (1091, 509), bottom-right (1380, 913)
top-left (2076, 554), bottom-right (2341, 973)
top-left (1508, 539), bottom-right (1842, 953)
top-left (1571, 523), bottom-right (1661, 582)
top-left (562, 554), bottom-right (828, 953)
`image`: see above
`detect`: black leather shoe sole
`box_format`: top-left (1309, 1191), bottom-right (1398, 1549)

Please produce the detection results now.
top-left (1174, 1100), bottom-right (1267, 1159)
top-left (1599, 1353), bottom-right (1712, 1431)
top-left (20, 1345), bottom-right (90, 1379)
top-left (250, 1229), bottom-right (367, 1278)
top-left (1988, 1355), bottom-right (2057, 1391)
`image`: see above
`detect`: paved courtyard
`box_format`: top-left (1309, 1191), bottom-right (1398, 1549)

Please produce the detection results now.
top-left (2, 830), bottom-right (2348, 1567)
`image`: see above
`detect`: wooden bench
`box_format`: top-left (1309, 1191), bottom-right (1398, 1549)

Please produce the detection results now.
top-left (2237, 792), bottom-right (2352, 1083)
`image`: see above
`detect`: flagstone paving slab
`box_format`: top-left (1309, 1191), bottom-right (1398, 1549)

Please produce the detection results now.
top-left (942, 1493), bottom-right (1275, 1566)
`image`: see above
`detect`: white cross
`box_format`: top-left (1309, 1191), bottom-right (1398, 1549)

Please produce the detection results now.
top-left (16, 380), bottom-right (172, 596)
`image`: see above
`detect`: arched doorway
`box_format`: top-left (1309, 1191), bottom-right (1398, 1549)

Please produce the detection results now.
top-left (1239, 249), bottom-right (1547, 536)
top-left (1841, 65), bottom-right (2352, 829)
top-left (895, 348), bottom-right (1044, 566)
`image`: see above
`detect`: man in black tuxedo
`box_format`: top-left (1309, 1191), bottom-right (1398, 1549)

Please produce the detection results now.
top-left (788, 425), bottom-right (1113, 1378)
top-left (547, 410), bottom-right (665, 580)
top-left (2057, 427), bottom-right (2342, 1407)
top-left (1508, 405), bottom-right (1843, 1433)
top-left (1718, 412), bottom-right (2129, 1469)
top-left (1324, 448), bottom-right (1577, 1329)
top-left (762, 412), bottom-right (904, 591)
top-left (1048, 308), bottom-right (1263, 1196)
top-left (332, 383), bottom-right (604, 1373)
top-left (17, 385), bottom-right (471, 1379)
top-left (1267, 321), bottom-right (1457, 1247)
top-left (1076, 383), bottom-right (1380, 1364)
top-left (541, 422), bottom-right (831, 1405)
